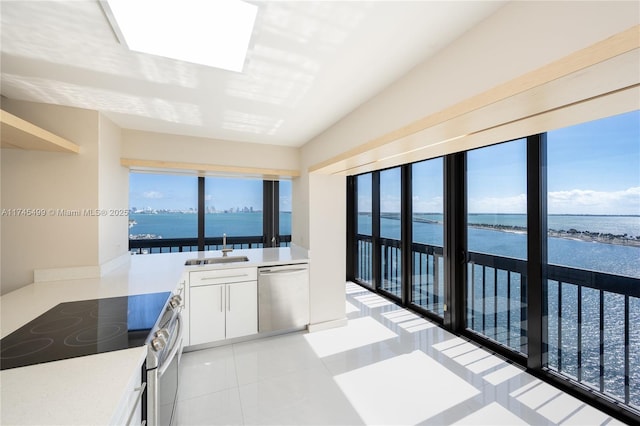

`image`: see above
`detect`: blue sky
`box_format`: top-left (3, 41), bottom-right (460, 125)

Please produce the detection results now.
top-left (129, 175), bottom-right (292, 212)
top-left (358, 110), bottom-right (639, 215)
top-left (129, 174), bottom-right (198, 211)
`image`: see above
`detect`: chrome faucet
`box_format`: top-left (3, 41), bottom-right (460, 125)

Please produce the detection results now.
top-left (222, 233), bottom-right (233, 256)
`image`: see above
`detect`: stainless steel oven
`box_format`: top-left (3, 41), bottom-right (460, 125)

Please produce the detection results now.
top-left (0, 290), bottom-right (183, 426)
top-left (146, 294), bottom-right (183, 426)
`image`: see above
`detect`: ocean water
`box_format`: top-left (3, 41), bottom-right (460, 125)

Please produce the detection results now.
top-left (360, 213), bottom-right (640, 278)
top-left (129, 212), bottom-right (291, 239)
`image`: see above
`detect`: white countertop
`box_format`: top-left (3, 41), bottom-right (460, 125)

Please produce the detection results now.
top-left (1, 347), bottom-right (148, 426)
top-left (0, 246), bottom-right (308, 425)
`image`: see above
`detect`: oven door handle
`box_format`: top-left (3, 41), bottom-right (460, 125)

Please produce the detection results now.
top-left (157, 313), bottom-right (183, 377)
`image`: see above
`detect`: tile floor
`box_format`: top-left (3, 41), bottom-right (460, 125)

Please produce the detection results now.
top-left (175, 282), bottom-right (623, 425)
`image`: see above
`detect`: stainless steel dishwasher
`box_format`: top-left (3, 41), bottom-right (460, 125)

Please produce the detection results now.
top-left (258, 264), bottom-right (309, 332)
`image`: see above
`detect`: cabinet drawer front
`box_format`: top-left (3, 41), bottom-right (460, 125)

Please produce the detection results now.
top-left (190, 267), bottom-right (257, 286)
top-left (110, 365), bottom-right (143, 426)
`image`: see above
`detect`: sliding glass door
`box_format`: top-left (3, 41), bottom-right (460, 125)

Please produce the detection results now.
top-left (355, 173), bottom-right (374, 286)
top-left (410, 158), bottom-right (444, 317)
top-left (545, 111), bottom-right (640, 408)
top-left (465, 139), bottom-right (528, 354)
top-left (379, 167), bottom-right (402, 298)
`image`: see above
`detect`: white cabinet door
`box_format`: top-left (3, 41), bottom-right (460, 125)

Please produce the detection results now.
top-left (190, 284), bottom-right (225, 346)
top-left (226, 281), bottom-right (258, 339)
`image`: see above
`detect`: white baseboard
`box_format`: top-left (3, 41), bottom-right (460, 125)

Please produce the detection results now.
top-left (307, 317), bottom-right (348, 333)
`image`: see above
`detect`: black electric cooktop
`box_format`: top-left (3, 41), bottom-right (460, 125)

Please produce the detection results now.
top-left (0, 292), bottom-right (171, 371)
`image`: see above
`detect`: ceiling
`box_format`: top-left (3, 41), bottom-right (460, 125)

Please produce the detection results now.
top-left (0, 1), bottom-right (506, 147)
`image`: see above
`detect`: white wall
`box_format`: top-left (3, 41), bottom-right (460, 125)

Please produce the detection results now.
top-left (121, 129), bottom-right (300, 173)
top-left (98, 114), bottom-right (129, 266)
top-left (1, 99), bottom-right (100, 294)
top-left (306, 173), bottom-right (346, 330)
top-left (292, 142), bottom-right (348, 330)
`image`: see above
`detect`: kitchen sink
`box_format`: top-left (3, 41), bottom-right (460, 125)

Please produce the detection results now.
top-left (204, 256), bottom-right (249, 264)
top-left (185, 256), bottom-right (249, 266)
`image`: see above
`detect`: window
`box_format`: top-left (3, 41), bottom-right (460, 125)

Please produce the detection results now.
top-left (466, 139), bottom-right (528, 354)
top-left (279, 180), bottom-right (292, 237)
top-left (545, 111), bottom-right (640, 407)
top-left (129, 173), bottom-right (198, 244)
top-left (379, 167), bottom-right (402, 298)
top-left (129, 175), bottom-right (290, 253)
top-left (204, 177), bottom-right (263, 238)
top-left (355, 173), bottom-right (373, 286)
top-left (411, 158), bottom-right (444, 316)
top-left (346, 112), bottom-right (640, 421)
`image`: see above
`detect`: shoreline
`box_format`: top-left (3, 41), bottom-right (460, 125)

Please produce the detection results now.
top-left (400, 214), bottom-right (640, 248)
top-left (408, 215), bottom-right (640, 248)
top-left (470, 223), bottom-right (640, 248)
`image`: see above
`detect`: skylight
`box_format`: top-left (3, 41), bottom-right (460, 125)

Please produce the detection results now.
top-left (103, 0), bottom-right (257, 72)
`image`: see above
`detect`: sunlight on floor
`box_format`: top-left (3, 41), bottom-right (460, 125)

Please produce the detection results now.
top-left (175, 281), bottom-right (624, 425)
top-left (511, 380), bottom-right (560, 409)
top-left (509, 379), bottom-right (624, 425)
top-left (464, 353), bottom-right (506, 374)
top-left (397, 317), bottom-right (436, 333)
top-left (452, 402), bottom-right (528, 425)
top-left (346, 282), bottom-right (368, 294)
top-left (353, 293), bottom-right (395, 308)
top-left (334, 350), bottom-right (481, 425)
top-left (380, 309), bottom-right (437, 333)
top-left (381, 309), bottom-right (420, 323)
top-left (304, 316), bottom-right (397, 358)
top-left (452, 346), bottom-right (493, 366)
top-left (432, 336), bottom-right (468, 351)
top-left (482, 363), bottom-right (525, 385)
top-left (435, 340), bottom-right (480, 358)
top-left (562, 404), bottom-right (626, 425)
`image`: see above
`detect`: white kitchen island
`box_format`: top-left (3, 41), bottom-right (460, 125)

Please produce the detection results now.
top-left (0, 246), bottom-right (309, 425)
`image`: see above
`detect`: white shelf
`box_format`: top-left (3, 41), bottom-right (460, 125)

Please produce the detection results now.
top-left (1, 109), bottom-right (80, 153)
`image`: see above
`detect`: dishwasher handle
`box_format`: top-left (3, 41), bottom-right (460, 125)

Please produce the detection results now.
top-left (259, 267), bottom-right (308, 276)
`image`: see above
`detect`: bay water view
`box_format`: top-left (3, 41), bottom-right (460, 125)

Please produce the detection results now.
top-left (129, 211), bottom-right (291, 240)
top-left (130, 210), bottom-right (638, 278)
top-left (363, 213), bottom-right (640, 278)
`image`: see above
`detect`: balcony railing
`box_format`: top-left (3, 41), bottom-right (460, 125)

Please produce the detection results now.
top-left (356, 234), bottom-right (447, 316)
top-left (380, 237), bottom-right (402, 298)
top-left (546, 264), bottom-right (640, 408)
top-left (467, 251), bottom-right (528, 354)
top-left (412, 242), bottom-right (444, 316)
top-left (354, 233), bottom-right (640, 410)
top-left (356, 234), bottom-right (373, 285)
top-left (129, 235), bottom-right (291, 254)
